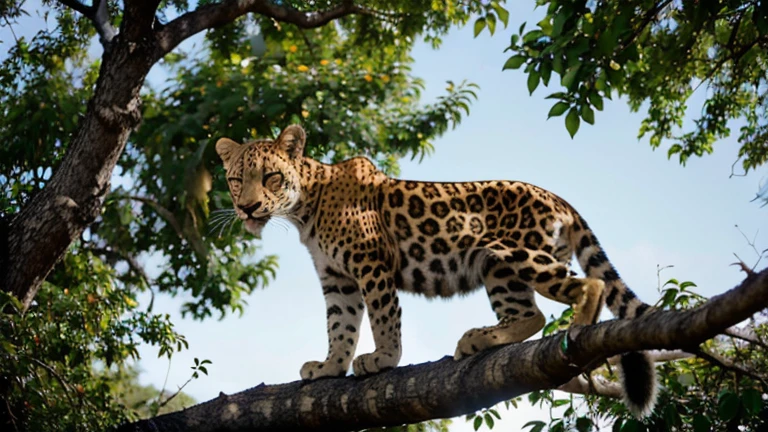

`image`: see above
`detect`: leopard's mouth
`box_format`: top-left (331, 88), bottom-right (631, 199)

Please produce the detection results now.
top-left (244, 216), bottom-right (271, 235)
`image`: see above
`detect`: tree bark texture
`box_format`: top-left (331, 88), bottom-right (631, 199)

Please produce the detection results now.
top-left (117, 268), bottom-right (768, 432)
top-left (1, 37), bottom-right (153, 308)
top-left (0, 0), bottom-right (365, 310)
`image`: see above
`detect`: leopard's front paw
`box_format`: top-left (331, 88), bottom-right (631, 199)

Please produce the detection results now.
top-left (300, 360), bottom-right (346, 381)
top-left (352, 350), bottom-right (400, 376)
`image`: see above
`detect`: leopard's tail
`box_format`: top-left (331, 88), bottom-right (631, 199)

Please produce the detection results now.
top-left (571, 216), bottom-right (657, 418)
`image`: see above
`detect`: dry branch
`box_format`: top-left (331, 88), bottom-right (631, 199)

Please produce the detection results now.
top-left (117, 268), bottom-right (768, 432)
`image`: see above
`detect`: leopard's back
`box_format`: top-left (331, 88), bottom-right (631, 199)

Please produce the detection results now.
top-left (378, 179), bottom-right (577, 298)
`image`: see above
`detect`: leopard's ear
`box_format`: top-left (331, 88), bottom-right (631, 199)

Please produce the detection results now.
top-left (274, 124), bottom-right (306, 159)
top-left (215, 137), bottom-right (241, 169)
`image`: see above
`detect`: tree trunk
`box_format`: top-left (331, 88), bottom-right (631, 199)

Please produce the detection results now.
top-left (0, 36), bottom-right (153, 309)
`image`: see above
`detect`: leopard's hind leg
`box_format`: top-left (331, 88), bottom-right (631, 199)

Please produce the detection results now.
top-left (454, 246), bottom-right (605, 360)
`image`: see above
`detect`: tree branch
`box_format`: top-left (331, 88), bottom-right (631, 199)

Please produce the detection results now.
top-left (122, 0), bottom-right (163, 41)
top-left (558, 374), bottom-right (623, 398)
top-left (87, 246), bottom-right (151, 285)
top-left (117, 268), bottom-right (768, 432)
top-left (724, 325), bottom-right (768, 349)
top-left (58, 0), bottom-right (116, 47)
top-left (694, 348), bottom-right (768, 387)
top-left (154, 0), bottom-right (367, 59)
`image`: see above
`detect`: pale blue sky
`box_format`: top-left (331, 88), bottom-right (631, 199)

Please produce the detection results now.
top-left (3, 2), bottom-right (767, 430)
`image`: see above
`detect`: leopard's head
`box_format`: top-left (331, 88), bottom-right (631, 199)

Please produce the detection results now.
top-left (215, 125), bottom-right (306, 236)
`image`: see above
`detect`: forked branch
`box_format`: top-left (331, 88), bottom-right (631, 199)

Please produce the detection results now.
top-left (118, 268), bottom-right (768, 432)
top-left (58, 0), bottom-right (116, 46)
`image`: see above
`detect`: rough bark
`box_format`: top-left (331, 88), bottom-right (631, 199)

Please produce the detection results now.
top-left (1, 37), bottom-right (153, 309)
top-left (117, 268), bottom-right (768, 432)
top-left (0, 1), bottom-right (366, 311)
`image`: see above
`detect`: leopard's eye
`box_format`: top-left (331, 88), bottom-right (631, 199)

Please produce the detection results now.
top-left (263, 171), bottom-right (284, 192)
top-left (227, 177), bottom-right (242, 192)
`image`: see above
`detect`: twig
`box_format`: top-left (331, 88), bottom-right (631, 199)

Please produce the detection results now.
top-left (154, 358), bottom-right (173, 414)
top-left (694, 348), bottom-right (768, 388)
top-left (656, 263), bottom-right (674, 293)
top-left (735, 224), bottom-right (764, 270)
top-left (298, 29), bottom-right (318, 63)
top-left (558, 374), bottom-right (623, 398)
top-left (88, 246), bottom-right (152, 285)
top-left (2, 16), bottom-right (20, 45)
top-left (618, 0), bottom-right (673, 54)
top-left (156, 375), bottom-right (195, 411)
top-left (729, 156), bottom-right (748, 178)
top-left (691, 36), bottom-right (765, 94)
top-left (732, 254), bottom-right (756, 277)
top-left (114, 195), bottom-right (185, 240)
top-left (723, 325), bottom-right (768, 349)
top-left (28, 358), bottom-right (77, 407)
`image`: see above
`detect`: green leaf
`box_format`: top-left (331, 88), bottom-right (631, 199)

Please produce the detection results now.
top-left (677, 372), bottom-right (694, 386)
top-left (620, 419), bottom-right (641, 432)
top-left (612, 419), bottom-right (623, 432)
top-left (575, 417), bottom-right (593, 432)
top-left (552, 11), bottom-right (567, 37)
top-left (588, 92), bottom-right (604, 111)
top-left (742, 388), bottom-right (762, 416)
top-left (491, 3), bottom-right (509, 27)
top-left (523, 420), bottom-right (546, 432)
top-left (663, 403), bottom-right (681, 427)
top-left (581, 105), bottom-right (594, 125)
top-left (484, 412), bottom-right (495, 429)
top-left (486, 14), bottom-right (497, 35)
top-left (679, 281), bottom-right (697, 289)
top-left (552, 55), bottom-right (564, 75)
top-left (502, 56), bottom-right (527, 70)
top-left (540, 61), bottom-right (552, 86)
top-left (692, 414), bottom-right (711, 432)
top-left (561, 64), bottom-right (581, 90)
top-left (474, 18), bottom-right (486, 37)
top-left (548, 102), bottom-right (570, 118)
top-left (565, 107), bottom-right (580, 138)
top-left (527, 70), bottom-right (540, 95)
top-left (718, 391), bottom-right (740, 421)
top-left (473, 415), bottom-right (483, 431)
top-left (1, 340), bottom-right (17, 355)
top-left (523, 30), bottom-right (544, 44)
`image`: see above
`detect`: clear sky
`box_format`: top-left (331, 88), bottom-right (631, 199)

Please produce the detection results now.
top-left (3, 2), bottom-right (767, 430)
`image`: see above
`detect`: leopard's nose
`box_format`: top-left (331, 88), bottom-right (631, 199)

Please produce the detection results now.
top-left (238, 202), bottom-right (262, 216)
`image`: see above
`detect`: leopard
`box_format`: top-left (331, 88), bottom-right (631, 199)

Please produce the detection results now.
top-left (215, 124), bottom-right (658, 417)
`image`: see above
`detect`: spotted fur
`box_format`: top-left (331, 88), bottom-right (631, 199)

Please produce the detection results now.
top-left (215, 125), bottom-right (657, 417)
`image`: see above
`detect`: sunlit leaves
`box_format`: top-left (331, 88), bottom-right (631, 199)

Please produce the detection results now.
top-left (470, 1), bottom-right (509, 37)
top-left (501, 0), bottom-right (768, 172)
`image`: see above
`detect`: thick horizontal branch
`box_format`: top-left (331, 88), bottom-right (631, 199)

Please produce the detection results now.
top-left (154, 0), bottom-right (366, 59)
top-left (117, 267), bottom-right (768, 432)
